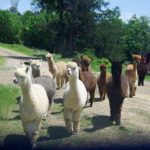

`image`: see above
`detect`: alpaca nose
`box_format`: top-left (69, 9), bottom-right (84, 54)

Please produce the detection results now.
top-left (13, 78), bottom-right (18, 84)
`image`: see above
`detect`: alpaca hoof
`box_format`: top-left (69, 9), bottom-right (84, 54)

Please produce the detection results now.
top-left (115, 119), bottom-right (121, 126)
top-left (109, 116), bottom-right (114, 122)
top-left (73, 131), bottom-right (79, 135)
top-left (32, 142), bottom-right (37, 149)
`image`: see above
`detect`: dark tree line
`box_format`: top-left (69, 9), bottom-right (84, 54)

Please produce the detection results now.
top-left (0, 0), bottom-right (150, 59)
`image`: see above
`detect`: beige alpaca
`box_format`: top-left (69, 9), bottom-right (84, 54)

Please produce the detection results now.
top-left (125, 54), bottom-right (141, 97)
top-left (46, 53), bottom-right (68, 89)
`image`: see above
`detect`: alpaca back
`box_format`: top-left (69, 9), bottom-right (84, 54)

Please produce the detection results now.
top-left (80, 71), bottom-right (96, 92)
top-left (55, 61), bottom-right (67, 76)
top-left (33, 75), bottom-right (56, 105)
top-left (107, 75), bottom-right (128, 99)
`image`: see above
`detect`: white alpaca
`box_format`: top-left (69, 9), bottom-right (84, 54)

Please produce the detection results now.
top-left (14, 65), bottom-right (49, 147)
top-left (63, 62), bottom-right (87, 134)
top-left (46, 52), bottom-right (68, 89)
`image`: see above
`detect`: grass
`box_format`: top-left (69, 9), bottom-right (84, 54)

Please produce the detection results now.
top-left (0, 43), bottom-right (47, 57)
top-left (0, 57), bottom-right (5, 66)
top-left (0, 85), bottom-right (20, 120)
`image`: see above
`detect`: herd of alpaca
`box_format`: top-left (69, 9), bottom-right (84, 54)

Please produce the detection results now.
top-left (14, 52), bottom-right (149, 147)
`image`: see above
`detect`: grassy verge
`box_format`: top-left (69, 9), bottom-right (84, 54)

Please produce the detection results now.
top-left (0, 85), bottom-right (20, 120)
top-left (0, 43), bottom-right (47, 57)
top-left (0, 57), bottom-right (5, 66)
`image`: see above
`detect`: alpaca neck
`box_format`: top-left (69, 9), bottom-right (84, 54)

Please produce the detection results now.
top-left (133, 61), bottom-right (137, 72)
top-left (112, 75), bottom-right (121, 88)
top-left (100, 71), bottom-right (106, 82)
top-left (20, 78), bottom-right (33, 101)
top-left (48, 58), bottom-right (56, 73)
top-left (69, 78), bottom-right (79, 94)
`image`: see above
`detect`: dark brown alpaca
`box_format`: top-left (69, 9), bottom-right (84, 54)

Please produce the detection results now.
top-left (106, 60), bottom-right (128, 125)
top-left (137, 56), bottom-right (148, 86)
top-left (97, 64), bottom-right (111, 101)
top-left (79, 56), bottom-right (96, 107)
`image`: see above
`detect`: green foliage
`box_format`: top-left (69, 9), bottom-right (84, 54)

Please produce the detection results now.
top-left (0, 10), bottom-right (22, 44)
top-left (0, 85), bottom-right (20, 120)
top-left (91, 58), bottom-right (111, 72)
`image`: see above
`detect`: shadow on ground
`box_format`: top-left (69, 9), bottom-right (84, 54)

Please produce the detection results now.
top-left (1, 134), bottom-right (32, 150)
top-left (84, 115), bottom-right (113, 132)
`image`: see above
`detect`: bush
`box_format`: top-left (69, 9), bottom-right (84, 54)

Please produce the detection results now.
top-left (91, 58), bottom-right (111, 72)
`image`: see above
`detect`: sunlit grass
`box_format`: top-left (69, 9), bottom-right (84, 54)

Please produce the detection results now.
top-left (0, 85), bottom-right (20, 120)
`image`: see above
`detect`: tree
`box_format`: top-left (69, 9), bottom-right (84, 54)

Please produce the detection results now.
top-left (123, 15), bottom-right (150, 58)
top-left (32, 0), bottom-right (109, 57)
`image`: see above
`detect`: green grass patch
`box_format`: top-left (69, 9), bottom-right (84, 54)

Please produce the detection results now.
top-left (0, 43), bottom-right (47, 57)
top-left (0, 85), bottom-right (20, 120)
top-left (145, 74), bottom-right (150, 81)
top-left (0, 57), bottom-right (5, 66)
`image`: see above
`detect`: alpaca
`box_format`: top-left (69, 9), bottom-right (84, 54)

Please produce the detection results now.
top-left (46, 52), bottom-right (68, 89)
top-left (97, 64), bottom-right (111, 101)
top-left (14, 65), bottom-right (49, 148)
top-left (63, 62), bottom-right (87, 134)
top-left (79, 55), bottom-right (96, 107)
top-left (106, 60), bottom-right (128, 125)
top-left (16, 61), bottom-right (55, 111)
top-left (137, 56), bottom-right (148, 86)
top-left (125, 54), bottom-right (141, 97)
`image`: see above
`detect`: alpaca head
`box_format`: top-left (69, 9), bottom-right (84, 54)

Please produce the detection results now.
top-left (31, 59), bottom-right (42, 72)
top-left (46, 52), bottom-right (53, 62)
top-left (100, 64), bottom-right (106, 73)
top-left (66, 62), bottom-right (79, 79)
top-left (14, 64), bottom-right (32, 86)
top-left (80, 55), bottom-right (91, 71)
top-left (132, 54), bottom-right (141, 63)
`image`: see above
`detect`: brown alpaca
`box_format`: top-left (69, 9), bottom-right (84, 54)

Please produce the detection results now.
top-left (79, 56), bottom-right (96, 107)
top-left (106, 60), bottom-right (128, 125)
top-left (46, 53), bottom-right (68, 89)
top-left (137, 56), bottom-right (148, 86)
top-left (97, 64), bottom-right (111, 101)
top-left (125, 54), bottom-right (141, 97)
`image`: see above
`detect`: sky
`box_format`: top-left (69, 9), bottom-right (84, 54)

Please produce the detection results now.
top-left (0, 0), bottom-right (150, 21)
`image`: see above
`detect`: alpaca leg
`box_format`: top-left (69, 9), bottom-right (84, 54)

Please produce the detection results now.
top-left (89, 89), bottom-right (95, 107)
top-left (64, 109), bottom-right (73, 134)
top-left (73, 110), bottom-right (82, 134)
top-left (102, 90), bottom-right (106, 100)
top-left (133, 85), bottom-right (136, 96)
top-left (56, 77), bottom-right (61, 89)
top-left (61, 77), bottom-right (65, 88)
top-left (109, 102), bottom-right (115, 122)
top-left (115, 105), bottom-right (122, 125)
top-left (99, 90), bottom-right (103, 101)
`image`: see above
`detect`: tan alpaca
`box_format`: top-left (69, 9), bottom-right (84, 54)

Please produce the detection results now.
top-left (46, 52), bottom-right (68, 89)
top-left (125, 54), bottom-right (141, 97)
